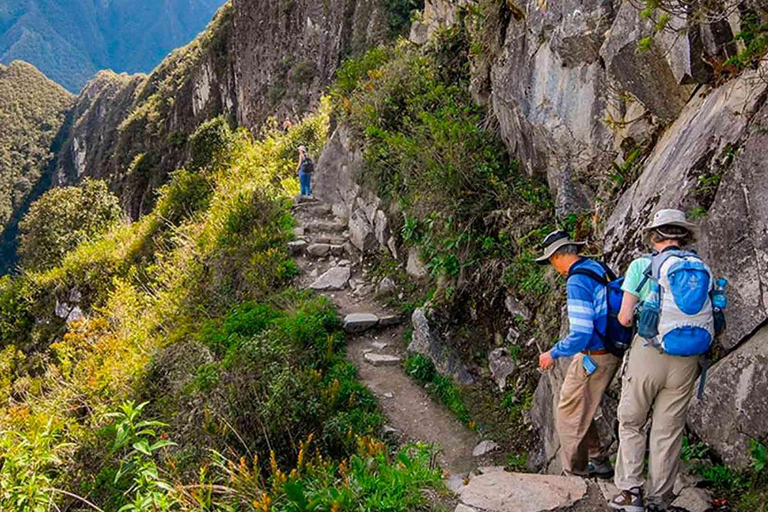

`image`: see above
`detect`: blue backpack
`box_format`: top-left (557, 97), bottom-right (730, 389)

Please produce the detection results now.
top-left (569, 261), bottom-right (633, 356)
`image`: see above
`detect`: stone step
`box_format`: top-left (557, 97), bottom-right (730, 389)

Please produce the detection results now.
top-left (308, 267), bottom-right (350, 291)
top-left (304, 221), bottom-right (347, 234)
top-left (288, 240), bottom-right (308, 255)
top-left (294, 202), bottom-right (332, 215)
top-left (364, 353), bottom-right (401, 367)
top-left (454, 468), bottom-right (587, 512)
top-left (293, 195), bottom-right (319, 205)
top-left (343, 313), bottom-right (379, 333)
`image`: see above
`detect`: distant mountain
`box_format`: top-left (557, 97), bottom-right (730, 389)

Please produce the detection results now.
top-left (0, 0), bottom-right (225, 92)
top-left (0, 60), bottom-right (72, 271)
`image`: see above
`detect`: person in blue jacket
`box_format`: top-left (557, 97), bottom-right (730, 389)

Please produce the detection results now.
top-left (536, 230), bottom-right (620, 478)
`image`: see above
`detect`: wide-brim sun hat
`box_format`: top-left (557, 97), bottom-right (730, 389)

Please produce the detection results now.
top-left (535, 230), bottom-right (586, 265)
top-left (643, 208), bottom-right (699, 235)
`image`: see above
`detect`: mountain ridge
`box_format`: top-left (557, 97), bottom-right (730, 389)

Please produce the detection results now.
top-left (0, 0), bottom-right (225, 92)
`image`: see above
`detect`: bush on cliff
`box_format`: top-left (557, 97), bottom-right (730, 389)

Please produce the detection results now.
top-left (18, 179), bottom-right (122, 271)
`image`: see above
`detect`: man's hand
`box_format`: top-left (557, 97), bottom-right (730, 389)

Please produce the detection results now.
top-left (539, 350), bottom-right (555, 371)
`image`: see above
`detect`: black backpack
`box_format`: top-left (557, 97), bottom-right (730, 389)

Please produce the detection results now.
top-left (300, 156), bottom-right (315, 174)
top-left (568, 261), bottom-right (633, 357)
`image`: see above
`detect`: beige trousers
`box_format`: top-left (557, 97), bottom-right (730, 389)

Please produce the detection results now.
top-left (615, 336), bottom-right (700, 502)
top-left (557, 352), bottom-right (620, 475)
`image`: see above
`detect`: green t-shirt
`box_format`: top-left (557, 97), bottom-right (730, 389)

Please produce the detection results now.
top-left (622, 256), bottom-right (653, 302)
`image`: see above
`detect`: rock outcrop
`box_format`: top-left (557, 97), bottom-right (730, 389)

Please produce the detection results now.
top-left (688, 323), bottom-right (768, 469)
top-left (232, 0), bottom-right (387, 130)
top-left (410, 307), bottom-right (475, 385)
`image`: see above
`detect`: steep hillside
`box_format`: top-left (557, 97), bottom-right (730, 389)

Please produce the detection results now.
top-left (54, 3), bottom-right (237, 220)
top-left (0, 60), bottom-right (73, 270)
top-left (54, 0), bottom-right (392, 221)
top-left (0, 0), bottom-right (225, 92)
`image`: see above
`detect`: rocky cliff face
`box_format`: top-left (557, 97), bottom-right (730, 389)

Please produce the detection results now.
top-left (232, 0), bottom-right (387, 130)
top-left (401, 0), bottom-right (768, 470)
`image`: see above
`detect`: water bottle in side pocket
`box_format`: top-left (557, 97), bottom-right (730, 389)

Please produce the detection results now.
top-left (637, 280), bottom-right (661, 340)
top-left (712, 277), bottom-right (728, 334)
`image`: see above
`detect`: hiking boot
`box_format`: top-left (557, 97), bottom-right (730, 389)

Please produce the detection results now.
top-left (588, 458), bottom-right (615, 479)
top-left (645, 502), bottom-right (667, 511)
top-left (609, 487), bottom-right (644, 512)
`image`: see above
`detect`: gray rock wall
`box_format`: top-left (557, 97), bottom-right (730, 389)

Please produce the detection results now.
top-left (413, 0), bottom-right (768, 470)
top-left (232, 0), bottom-right (387, 130)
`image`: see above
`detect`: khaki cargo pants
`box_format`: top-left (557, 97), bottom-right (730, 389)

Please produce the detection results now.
top-left (557, 352), bottom-right (620, 475)
top-left (615, 336), bottom-right (700, 503)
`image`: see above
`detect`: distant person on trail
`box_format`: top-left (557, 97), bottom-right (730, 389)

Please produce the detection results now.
top-left (297, 145), bottom-right (314, 197)
top-left (536, 230), bottom-right (625, 480)
top-left (611, 209), bottom-right (723, 512)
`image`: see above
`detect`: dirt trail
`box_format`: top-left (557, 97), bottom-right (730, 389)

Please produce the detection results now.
top-left (290, 197), bottom-right (479, 485)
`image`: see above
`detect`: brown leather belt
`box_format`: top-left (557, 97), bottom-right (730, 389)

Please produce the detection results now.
top-left (582, 349), bottom-right (609, 356)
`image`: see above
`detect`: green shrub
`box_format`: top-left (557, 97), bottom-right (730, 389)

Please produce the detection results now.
top-left (404, 353), bottom-right (472, 426)
top-left (188, 116), bottom-right (234, 172)
top-left (336, 29), bottom-right (553, 297)
top-left (154, 168), bottom-right (213, 224)
top-left (18, 179), bottom-right (122, 271)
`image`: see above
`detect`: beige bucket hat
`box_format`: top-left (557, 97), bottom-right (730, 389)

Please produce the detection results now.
top-left (644, 208), bottom-right (699, 236)
top-left (535, 230), bottom-right (586, 265)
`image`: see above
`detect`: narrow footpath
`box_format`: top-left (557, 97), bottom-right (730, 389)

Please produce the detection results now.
top-left (289, 196), bottom-right (609, 512)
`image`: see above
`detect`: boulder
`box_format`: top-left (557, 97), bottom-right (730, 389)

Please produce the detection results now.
top-left (406, 247), bottom-right (429, 278)
top-left (671, 487), bottom-right (713, 512)
top-left (309, 267), bottom-right (350, 291)
top-left (374, 209), bottom-right (390, 249)
top-left (409, 307), bottom-right (474, 384)
top-left (343, 313), bottom-right (379, 333)
top-left (488, 347), bottom-right (516, 391)
top-left (387, 235), bottom-right (399, 259)
top-left (599, 2), bottom-right (696, 122)
top-left (472, 440), bottom-right (499, 457)
top-left (310, 125), bottom-right (363, 214)
top-left (688, 323), bottom-right (768, 469)
top-left (376, 277), bottom-right (397, 297)
top-left (456, 467), bottom-right (587, 512)
top-left (364, 353), bottom-right (401, 366)
top-left (604, 68), bottom-right (768, 350)
top-left (349, 209), bottom-right (378, 253)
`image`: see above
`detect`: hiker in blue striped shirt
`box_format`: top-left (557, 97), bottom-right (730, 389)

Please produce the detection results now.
top-left (536, 231), bottom-right (621, 479)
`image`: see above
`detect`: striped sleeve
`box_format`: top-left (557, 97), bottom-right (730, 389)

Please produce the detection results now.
top-left (550, 275), bottom-right (596, 359)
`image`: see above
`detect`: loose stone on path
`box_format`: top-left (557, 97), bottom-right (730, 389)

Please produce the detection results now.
top-left (364, 353), bottom-right (401, 366)
top-left (472, 440), bottom-right (499, 457)
top-left (343, 313), bottom-right (379, 333)
top-left (309, 267), bottom-right (350, 291)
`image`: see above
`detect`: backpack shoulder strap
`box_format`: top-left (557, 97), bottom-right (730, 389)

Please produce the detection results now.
top-left (569, 267), bottom-right (609, 286)
top-left (597, 261), bottom-right (618, 282)
top-left (635, 255), bottom-right (654, 293)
